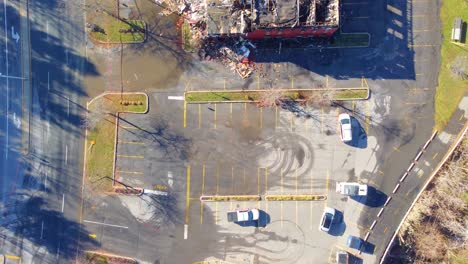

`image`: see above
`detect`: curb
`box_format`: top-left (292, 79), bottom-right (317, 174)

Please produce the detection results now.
top-left (84, 251), bottom-right (136, 263)
top-left (185, 87), bottom-right (369, 104)
top-left (200, 195), bottom-right (261, 202)
top-left (264, 194), bottom-right (327, 201)
top-left (379, 122), bottom-right (468, 263)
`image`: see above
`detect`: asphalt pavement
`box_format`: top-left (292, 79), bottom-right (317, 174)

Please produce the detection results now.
top-left (1, 0), bottom-right (94, 263)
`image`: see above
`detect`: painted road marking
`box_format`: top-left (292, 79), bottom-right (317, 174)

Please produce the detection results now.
top-left (216, 165), bottom-right (220, 194)
top-left (83, 220), bottom-right (129, 229)
top-left (213, 104), bottom-right (217, 129)
top-left (118, 141), bottom-right (144, 145)
top-left (117, 154), bottom-right (144, 159)
top-left (65, 145), bottom-right (68, 164)
top-left (185, 166), bottom-right (191, 225)
top-left (325, 169), bottom-right (330, 207)
top-left (183, 101), bottom-right (187, 128)
top-left (61, 194), bottom-right (65, 212)
top-left (200, 164), bottom-right (205, 224)
top-left (119, 125), bottom-right (139, 130)
top-left (365, 101), bottom-right (370, 134)
top-left (40, 220), bottom-right (44, 239)
top-left (231, 166), bottom-right (234, 193)
top-left (260, 108), bottom-right (263, 128)
top-left (198, 104), bottom-right (201, 128)
top-left (321, 107), bottom-right (324, 133)
top-left (275, 106), bottom-right (278, 129)
top-left (116, 170), bottom-right (144, 175)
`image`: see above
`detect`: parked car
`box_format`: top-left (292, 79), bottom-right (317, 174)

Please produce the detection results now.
top-left (338, 113), bottom-right (352, 142)
top-left (336, 182), bottom-right (368, 196)
top-left (227, 208), bottom-right (259, 223)
top-left (336, 250), bottom-right (349, 264)
top-left (346, 235), bottom-right (363, 250)
top-left (319, 207), bottom-right (336, 232)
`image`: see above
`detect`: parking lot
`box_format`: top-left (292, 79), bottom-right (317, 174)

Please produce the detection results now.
top-left (105, 92), bottom-right (382, 263)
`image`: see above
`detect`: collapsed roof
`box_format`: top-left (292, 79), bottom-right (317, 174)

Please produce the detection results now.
top-left (206, 0), bottom-right (339, 35)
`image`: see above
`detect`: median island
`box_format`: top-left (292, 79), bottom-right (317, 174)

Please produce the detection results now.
top-left (84, 93), bottom-right (148, 192)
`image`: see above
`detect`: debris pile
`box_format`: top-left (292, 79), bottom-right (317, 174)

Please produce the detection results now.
top-left (201, 38), bottom-right (257, 78)
top-left (160, 0), bottom-right (339, 77)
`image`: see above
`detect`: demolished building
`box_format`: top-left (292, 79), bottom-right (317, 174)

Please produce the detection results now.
top-left (205, 0), bottom-right (340, 39)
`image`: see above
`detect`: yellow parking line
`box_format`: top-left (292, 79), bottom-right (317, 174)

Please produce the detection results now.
top-left (200, 201), bottom-right (204, 225)
top-left (215, 201), bottom-right (218, 225)
top-left (243, 168), bottom-right (246, 208)
top-left (231, 166), bottom-right (234, 194)
top-left (325, 169), bottom-right (330, 207)
top-left (224, 78), bottom-right (226, 90)
top-left (118, 141), bottom-right (144, 145)
top-left (183, 102), bottom-right (187, 128)
top-left (213, 104), bottom-right (217, 129)
top-left (281, 169), bottom-right (284, 228)
top-left (260, 108), bottom-right (263, 128)
top-left (116, 170), bottom-right (143, 175)
top-left (202, 164), bottom-right (205, 195)
top-left (185, 165), bottom-right (191, 224)
top-left (393, 146), bottom-right (401, 152)
top-left (244, 102), bottom-right (247, 114)
top-left (459, 114), bottom-right (464, 121)
top-left (365, 101), bottom-right (370, 134)
top-left (117, 155), bottom-right (144, 159)
top-left (230, 103), bottom-right (233, 123)
top-left (352, 101), bottom-right (355, 115)
top-left (295, 168), bottom-right (298, 194)
top-left (257, 75), bottom-right (260, 89)
top-left (198, 104), bottom-right (201, 128)
top-left (257, 168), bottom-right (260, 194)
top-left (216, 164), bottom-right (219, 194)
top-left (383, 227), bottom-right (388, 233)
top-left (291, 75), bottom-right (294, 88)
top-left (295, 200), bottom-right (298, 227)
top-left (281, 200), bottom-right (283, 228)
top-left (275, 106), bottom-right (278, 129)
top-left (326, 75), bottom-right (329, 87)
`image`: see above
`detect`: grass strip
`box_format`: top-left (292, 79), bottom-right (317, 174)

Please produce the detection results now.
top-left (331, 33), bottom-right (370, 47)
top-left (181, 19), bottom-right (194, 52)
top-left (435, 0), bottom-right (468, 130)
top-left (265, 195), bottom-right (327, 201)
top-left (185, 89), bottom-right (368, 103)
top-left (86, 93), bottom-right (148, 192)
top-left (89, 15), bottom-right (146, 43)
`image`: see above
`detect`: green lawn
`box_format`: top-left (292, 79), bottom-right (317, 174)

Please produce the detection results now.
top-left (89, 15), bottom-right (146, 43)
top-left (185, 89), bottom-right (369, 103)
top-left (86, 93), bottom-right (148, 192)
top-left (181, 19), bottom-right (194, 52)
top-left (435, 0), bottom-right (468, 130)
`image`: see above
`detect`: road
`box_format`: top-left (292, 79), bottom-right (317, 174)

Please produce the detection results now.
top-left (0, 0), bottom-right (91, 262)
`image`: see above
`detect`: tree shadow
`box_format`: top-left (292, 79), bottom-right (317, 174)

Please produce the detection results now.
top-left (2, 195), bottom-right (99, 261)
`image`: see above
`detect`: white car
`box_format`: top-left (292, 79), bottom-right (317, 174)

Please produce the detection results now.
top-left (338, 113), bottom-right (352, 142)
top-left (319, 207), bottom-right (336, 232)
top-left (336, 182), bottom-right (368, 196)
top-left (227, 208), bottom-right (260, 222)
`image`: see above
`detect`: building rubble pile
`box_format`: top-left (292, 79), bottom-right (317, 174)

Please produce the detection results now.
top-left (201, 38), bottom-right (257, 79)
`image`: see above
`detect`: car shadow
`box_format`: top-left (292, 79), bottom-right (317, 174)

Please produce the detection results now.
top-left (350, 186), bottom-right (387, 207)
top-left (349, 254), bottom-right (363, 264)
top-left (345, 117), bottom-right (367, 149)
top-left (361, 241), bottom-right (376, 255)
top-left (235, 210), bottom-right (271, 228)
top-left (328, 210), bottom-right (346, 236)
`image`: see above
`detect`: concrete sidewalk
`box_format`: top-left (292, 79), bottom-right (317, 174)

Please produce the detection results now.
top-left (361, 92), bottom-right (468, 263)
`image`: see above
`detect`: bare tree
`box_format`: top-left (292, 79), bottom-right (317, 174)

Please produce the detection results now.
top-left (255, 89), bottom-right (287, 107)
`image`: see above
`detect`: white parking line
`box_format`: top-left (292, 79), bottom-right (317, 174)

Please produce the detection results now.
top-left (65, 145), bottom-right (68, 164)
top-left (83, 220), bottom-right (129, 229)
top-left (61, 194), bottom-right (65, 212)
top-left (40, 220), bottom-right (44, 239)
